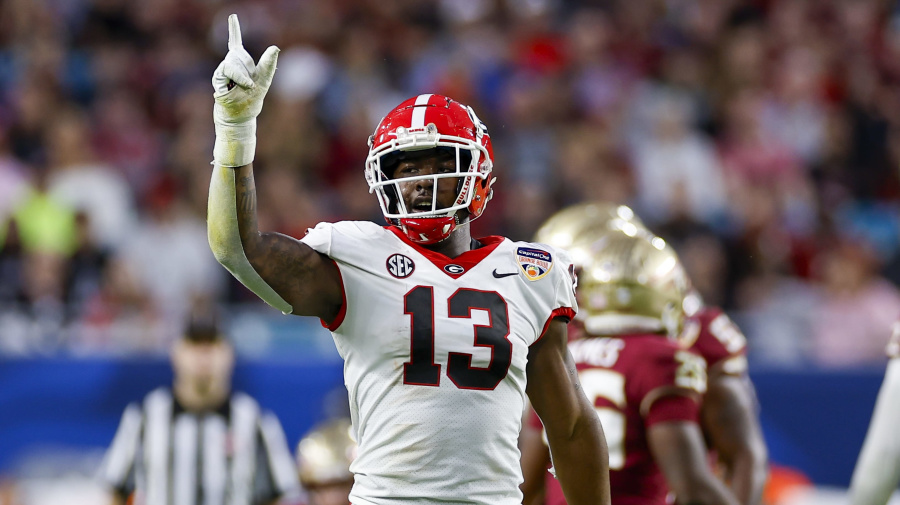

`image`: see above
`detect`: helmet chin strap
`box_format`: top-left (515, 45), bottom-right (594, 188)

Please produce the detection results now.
top-left (398, 215), bottom-right (457, 244)
top-left (397, 211), bottom-right (470, 245)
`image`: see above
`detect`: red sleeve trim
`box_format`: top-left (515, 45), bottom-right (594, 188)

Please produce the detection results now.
top-left (320, 259), bottom-right (347, 331)
top-left (532, 307), bottom-right (576, 346)
top-left (645, 393), bottom-right (700, 427)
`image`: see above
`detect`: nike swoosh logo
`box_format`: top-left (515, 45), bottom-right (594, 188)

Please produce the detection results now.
top-left (492, 269), bottom-right (518, 278)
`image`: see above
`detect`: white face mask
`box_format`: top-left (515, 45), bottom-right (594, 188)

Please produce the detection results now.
top-left (367, 141), bottom-right (488, 221)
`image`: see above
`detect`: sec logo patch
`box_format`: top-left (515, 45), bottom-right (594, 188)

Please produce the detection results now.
top-left (386, 254), bottom-right (415, 278)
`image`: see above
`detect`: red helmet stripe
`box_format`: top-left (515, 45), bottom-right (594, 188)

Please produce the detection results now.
top-left (410, 93), bottom-right (433, 128)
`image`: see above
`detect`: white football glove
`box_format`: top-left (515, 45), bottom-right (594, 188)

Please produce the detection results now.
top-left (212, 14), bottom-right (280, 167)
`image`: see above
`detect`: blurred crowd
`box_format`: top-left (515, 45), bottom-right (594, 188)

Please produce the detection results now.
top-left (1, 0), bottom-right (899, 367)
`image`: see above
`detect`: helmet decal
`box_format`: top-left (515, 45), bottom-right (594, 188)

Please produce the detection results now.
top-left (410, 93), bottom-right (433, 128)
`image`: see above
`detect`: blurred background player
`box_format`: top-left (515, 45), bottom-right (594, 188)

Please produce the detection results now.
top-left (98, 310), bottom-right (300, 505)
top-left (848, 321), bottom-right (900, 505)
top-left (680, 291), bottom-right (769, 505)
top-left (531, 202), bottom-right (769, 505)
top-left (520, 226), bottom-right (740, 505)
top-left (295, 418), bottom-right (356, 505)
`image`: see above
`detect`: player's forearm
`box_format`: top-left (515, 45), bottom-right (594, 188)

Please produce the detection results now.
top-left (208, 163), bottom-right (292, 313)
top-left (651, 422), bottom-right (740, 505)
top-left (725, 446), bottom-right (768, 505)
top-left (675, 476), bottom-right (741, 505)
top-left (209, 163), bottom-right (262, 260)
top-left (702, 376), bottom-right (767, 505)
top-left (232, 165), bottom-right (263, 251)
top-left (664, 452), bottom-right (742, 505)
top-left (548, 410), bottom-right (611, 505)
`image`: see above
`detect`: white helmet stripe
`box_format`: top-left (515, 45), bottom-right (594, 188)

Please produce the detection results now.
top-left (411, 94), bottom-right (433, 128)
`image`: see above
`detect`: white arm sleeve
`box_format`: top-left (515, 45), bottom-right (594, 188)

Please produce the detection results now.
top-left (207, 164), bottom-right (292, 314)
top-left (849, 358), bottom-right (900, 505)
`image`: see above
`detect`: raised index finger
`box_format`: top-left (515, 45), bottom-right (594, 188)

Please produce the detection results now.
top-left (227, 14), bottom-right (242, 50)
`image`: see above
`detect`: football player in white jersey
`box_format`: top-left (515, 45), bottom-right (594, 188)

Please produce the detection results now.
top-left (206, 14), bottom-right (610, 505)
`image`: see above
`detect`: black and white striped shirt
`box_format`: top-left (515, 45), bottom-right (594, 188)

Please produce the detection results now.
top-left (100, 388), bottom-right (299, 505)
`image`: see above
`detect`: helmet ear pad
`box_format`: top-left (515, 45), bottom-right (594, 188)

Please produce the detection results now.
top-left (465, 138), bottom-right (494, 219)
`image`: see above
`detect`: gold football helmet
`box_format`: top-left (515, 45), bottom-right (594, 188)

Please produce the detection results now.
top-left (534, 201), bottom-right (645, 248)
top-left (534, 201), bottom-right (647, 267)
top-left (296, 418), bottom-right (356, 488)
top-left (575, 228), bottom-right (690, 338)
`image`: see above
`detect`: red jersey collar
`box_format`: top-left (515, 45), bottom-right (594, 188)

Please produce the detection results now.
top-left (387, 226), bottom-right (506, 279)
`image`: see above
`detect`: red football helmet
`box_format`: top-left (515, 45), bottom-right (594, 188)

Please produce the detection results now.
top-left (365, 94), bottom-right (495, 244)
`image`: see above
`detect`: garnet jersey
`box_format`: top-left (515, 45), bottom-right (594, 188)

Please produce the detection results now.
top-left (534, 334), bottom-right (706, 505)
top-left (301, 221), bottom-right (577, 505)
top-left (681, 307), bottom-right (748, 378)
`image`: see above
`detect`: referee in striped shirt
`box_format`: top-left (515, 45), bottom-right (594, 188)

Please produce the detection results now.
top-left (99, 314), bottom-right (300, 505)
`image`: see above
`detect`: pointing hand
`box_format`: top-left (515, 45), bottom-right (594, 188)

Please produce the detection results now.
top-left (211, 14), bottom-right (280, 167)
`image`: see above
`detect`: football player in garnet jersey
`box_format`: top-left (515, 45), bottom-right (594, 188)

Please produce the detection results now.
top-left (521, 227), bottom-right (739, 505)
top-left (206, 14), bottom-right (609, 505)
top-left (848, 322), bottom-right (900, 505)
top-left (528, 202), bottom-right (768, 505)
top-left (678, 300), bottom-right (768, 505)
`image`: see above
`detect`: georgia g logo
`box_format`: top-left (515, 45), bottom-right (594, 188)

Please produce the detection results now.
top-left (387, 254), bottom-right (415, 279)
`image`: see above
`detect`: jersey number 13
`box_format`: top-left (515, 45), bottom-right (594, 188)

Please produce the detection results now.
top-left (403, 286), bottom-right (512, 390)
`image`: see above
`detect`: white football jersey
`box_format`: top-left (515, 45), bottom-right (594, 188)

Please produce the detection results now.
top-left (301, 221), bottom-right (577, 505)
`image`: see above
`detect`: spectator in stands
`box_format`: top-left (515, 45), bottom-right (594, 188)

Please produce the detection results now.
top-left (120, 177), bottom-right (226, 325)
top-left (810, 237), bottom-right (900, 367)
top-left (44, 107), bottom-right (137, 252)
top-left (629, 90), bottom-right (728, 227)
top-left (69, 255), bottom-right (169, 355)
